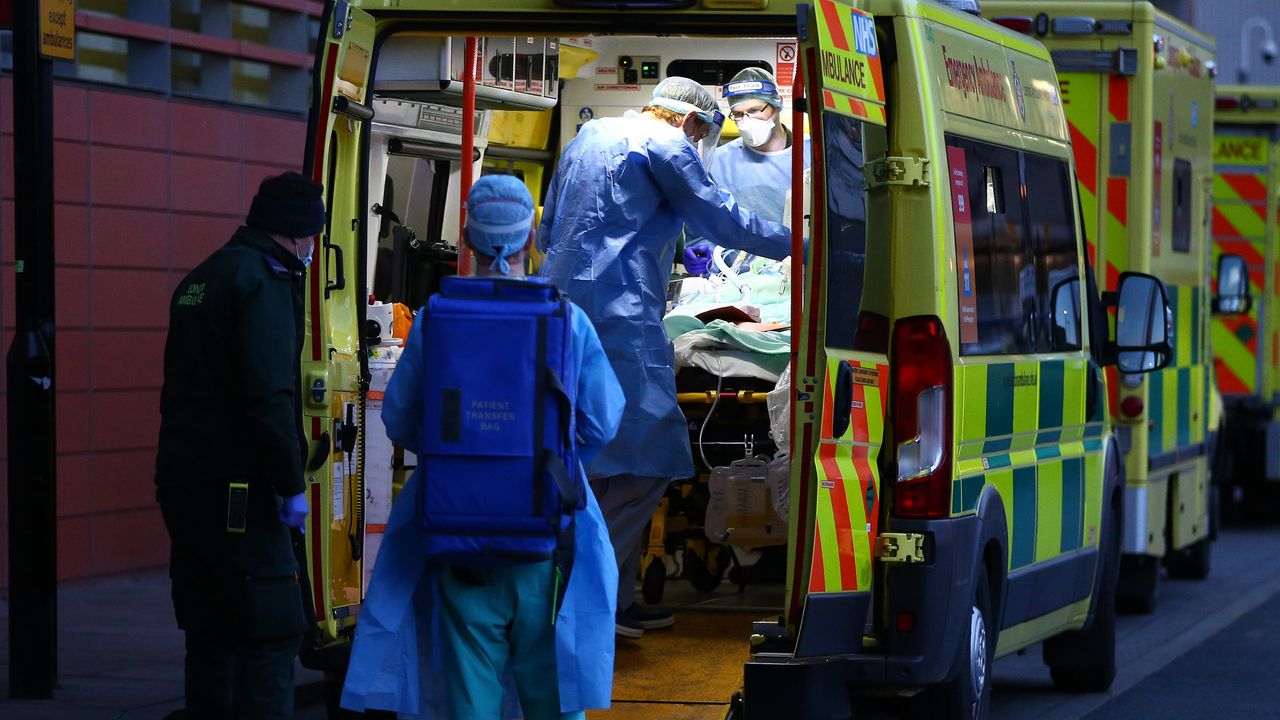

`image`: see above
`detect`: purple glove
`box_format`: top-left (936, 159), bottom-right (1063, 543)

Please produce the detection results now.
top-left (278, 492), bottom-right (310, 529)
top-left (683, 244), bottom-right (713, 276)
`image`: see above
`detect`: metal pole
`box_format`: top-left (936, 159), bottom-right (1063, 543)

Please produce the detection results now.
top-left (459, 36), bottom-right (478, 277)
top-left (7, 0), bottom-right (59, 699)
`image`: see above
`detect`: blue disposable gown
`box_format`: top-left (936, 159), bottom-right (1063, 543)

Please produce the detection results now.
top-left (689, 136), bottom-right (811, 269)
top-left (340, 301), bottom-right (625, 717)
top-left (539, 114), bottom-right (791, 480)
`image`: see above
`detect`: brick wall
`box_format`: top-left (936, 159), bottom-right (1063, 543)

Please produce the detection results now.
top-left (0, 77), bottom-right (307, 587)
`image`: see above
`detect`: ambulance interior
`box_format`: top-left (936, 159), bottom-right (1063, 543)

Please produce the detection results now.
top-left (359, 31), bottom-right (808, 704)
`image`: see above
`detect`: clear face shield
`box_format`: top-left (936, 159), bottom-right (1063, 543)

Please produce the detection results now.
top-left (649, 94), bottom-right (725, 168)
top-left (693, 108), bottom-right (725, 168)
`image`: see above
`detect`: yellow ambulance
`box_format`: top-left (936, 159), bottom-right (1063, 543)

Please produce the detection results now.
top-left (982, 0), bottom-right (1250, 613)
top-left (1211, 85), bottom-right (1277, 520)
top-left (298, 0), bottom-right (1174, 716)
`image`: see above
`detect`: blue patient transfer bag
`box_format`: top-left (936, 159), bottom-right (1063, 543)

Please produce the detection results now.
top-left (418, 276), bottom-right (582, 564)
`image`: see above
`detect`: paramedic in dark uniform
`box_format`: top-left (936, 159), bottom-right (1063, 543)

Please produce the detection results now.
top-left (155, 171), bottom-right (324, 719)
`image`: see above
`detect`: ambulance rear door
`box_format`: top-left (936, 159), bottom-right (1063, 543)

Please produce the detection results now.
top-left (788, 0), bottom-right (891, 656)
top-left (301, 0), bottom-right (377, 647)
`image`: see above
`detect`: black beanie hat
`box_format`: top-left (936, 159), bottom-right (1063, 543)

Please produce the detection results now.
top-left (246, 171), bottom-right (326, 238)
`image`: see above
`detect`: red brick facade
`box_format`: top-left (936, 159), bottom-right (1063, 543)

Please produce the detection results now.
top-left (0, 77), bottom-right (307, 586)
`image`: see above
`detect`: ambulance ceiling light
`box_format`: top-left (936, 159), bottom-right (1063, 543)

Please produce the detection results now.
top-left (1052, 16), bottom-right (1096, 35)
top-left (1206, 60), bottom-right (1220, 78)
top-left (992, 16), bottom-right (1034, 35)
top-left (932, 0), bottom-right (982, 18)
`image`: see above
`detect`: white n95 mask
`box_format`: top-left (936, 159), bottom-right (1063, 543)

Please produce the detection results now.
top-left (737, 116), bottom-right (776, 148)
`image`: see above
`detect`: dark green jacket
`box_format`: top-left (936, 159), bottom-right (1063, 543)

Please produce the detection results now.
top-left (155, 226), bottom-right (308, 579)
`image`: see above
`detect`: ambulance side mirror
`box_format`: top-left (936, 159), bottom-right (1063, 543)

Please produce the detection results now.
top-left (1108, 272), bottom-right (1173, 374)
top-left (1049, 277), bottom-right (1083, 351)
top-left (1212, 253), bottom-right (1252, 315)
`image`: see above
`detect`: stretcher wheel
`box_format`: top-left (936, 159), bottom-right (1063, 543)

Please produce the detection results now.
top-left (685, 542), bottom-right (729, 593)
top-left (642, 556), bottom-right (666, 604)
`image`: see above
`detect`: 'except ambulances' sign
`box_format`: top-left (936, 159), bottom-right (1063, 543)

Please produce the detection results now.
top-left (39, 0), bottom-right (75, 61)
top-left (813, 0), bottom-right (886, 121)
top-left (1214, 136), bottom-right (1269, 166)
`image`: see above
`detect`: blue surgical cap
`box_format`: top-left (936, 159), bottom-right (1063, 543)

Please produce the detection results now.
top-left (465, 175), bottom-right (535, 275)
top-left (724, 67), bottom-right (783, 110)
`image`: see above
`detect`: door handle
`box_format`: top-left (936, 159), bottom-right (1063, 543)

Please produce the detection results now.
top-left (832, 361), bottom-right (854, 439)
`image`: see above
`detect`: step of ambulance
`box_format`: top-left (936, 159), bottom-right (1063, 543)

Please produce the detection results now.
top-left (592, 610), bottom-right (756, 719)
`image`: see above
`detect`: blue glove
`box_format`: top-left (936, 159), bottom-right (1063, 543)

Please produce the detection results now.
top-left (683, 244), bottom-right (713, 276)
top-left (278, 492), bottom-right (310, 529)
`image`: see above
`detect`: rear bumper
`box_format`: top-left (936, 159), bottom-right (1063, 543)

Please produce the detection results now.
top-left (743, 515), bottom-right (983, 714)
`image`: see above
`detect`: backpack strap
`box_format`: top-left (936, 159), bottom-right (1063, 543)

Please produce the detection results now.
top-left (544, 364), bottom-right (579, 513)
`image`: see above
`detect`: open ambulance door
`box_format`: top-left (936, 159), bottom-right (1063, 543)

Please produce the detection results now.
top-left (786, 0), bottom-right (891, 657)
top-left (300, 0), bottom-right (376, 658)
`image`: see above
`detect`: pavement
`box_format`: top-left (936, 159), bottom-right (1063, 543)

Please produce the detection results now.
top-left (0, 572), bottom-right (325, 720)
top-left (3, 525), bottom-right (1280, 719)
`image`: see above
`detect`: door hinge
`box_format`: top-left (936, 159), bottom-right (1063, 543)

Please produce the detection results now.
top-left (876, 532), bottom-right (926, 564)
top-left (867, 156), bottom-right (930, 189)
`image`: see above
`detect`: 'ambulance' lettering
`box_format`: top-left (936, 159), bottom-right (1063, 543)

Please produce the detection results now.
top-left (822, 50), bottom-right (869, 90)
top-left (1217, 140), bottom-right (1264, 163)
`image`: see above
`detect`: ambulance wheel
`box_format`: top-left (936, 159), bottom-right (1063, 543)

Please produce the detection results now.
top-left (1165, 536), bottom-right (1211, 580)
top-left (1116, 553), bottom-right (1159, 614)
top-left (921, 562), bottom-right (995, 720)
top-left (1044, 494), bottom-right (1119, 692)
top-left (642, 556), bottom-right (667, 605)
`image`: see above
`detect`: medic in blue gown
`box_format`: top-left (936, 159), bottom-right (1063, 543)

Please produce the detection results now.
top-left (341, 175), bottom-right (626, 719)
top-left (538, 76), bottom-right (791, 637)
top-left (684, 67), bottom-right (811, 276)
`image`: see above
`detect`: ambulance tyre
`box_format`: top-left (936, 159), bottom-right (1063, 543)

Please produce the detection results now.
top-left (1044, 494), bottom-right (1119, 693)
top-left (1116, 553), bottom-right (1159, 614)
top-left (642, 556), bottom-right (667, 604)
top-left (1165, 536), bottom-right (1211, 580)
top-left (922, 562), bottom-right (995, 720)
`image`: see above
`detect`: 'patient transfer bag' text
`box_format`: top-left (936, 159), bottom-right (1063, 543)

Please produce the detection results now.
top-left (418, 276), bottom-right (581, 564)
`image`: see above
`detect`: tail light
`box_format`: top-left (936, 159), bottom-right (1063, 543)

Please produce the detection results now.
top-left (1216, 96), bottom-right (1240, 110)
top-left (1120, 395), bottom-right (1144, 419)
top-left (992, 16), bottom-right (1033, 34)
top-left (892, 316), bottom-right (953, 519)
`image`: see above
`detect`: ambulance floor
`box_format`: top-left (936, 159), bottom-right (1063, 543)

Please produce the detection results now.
top-left (589, 583), bottom-right (784, 720)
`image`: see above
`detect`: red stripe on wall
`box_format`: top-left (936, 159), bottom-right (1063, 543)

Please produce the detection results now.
top-left (819, 446), bottom-right (860, 588)
top-left (820, 0), bottom-right (851, 51)
top-left (1108, 75), bottom-right (1130, 122)
top-left (1212, 206), bottom-right (1244, 238)
top-left (1221, 172), bottom-right (1270, 203)
top-left (1068, 120), bottom-right (1098, 197)
top-left (809, 529), bottom-right (827, 592)
top-left (1106, 177), bottom-right (1128, 228)
top-left (1215, 358), bottom-right (1250, 395)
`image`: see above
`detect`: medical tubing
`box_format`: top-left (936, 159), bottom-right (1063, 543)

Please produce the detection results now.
top-left (712, 246), bottom-right (746, 295)
top-left (698, 355), bottom-right (727, 472)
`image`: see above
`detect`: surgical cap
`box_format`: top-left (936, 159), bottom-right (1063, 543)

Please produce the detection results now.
top-left (465, 175), bottom-right (535, 275)
top-left (723, 67), bottom-right (783, 110)
top-left (650, 76), bottom-right (723, 127)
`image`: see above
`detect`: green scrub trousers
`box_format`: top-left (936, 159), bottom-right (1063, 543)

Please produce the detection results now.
top-left (438, 559), bottom-right (585, 720)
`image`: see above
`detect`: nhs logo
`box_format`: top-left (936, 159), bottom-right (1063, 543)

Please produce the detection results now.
top-left (852, 12), bottom-right (878, 57)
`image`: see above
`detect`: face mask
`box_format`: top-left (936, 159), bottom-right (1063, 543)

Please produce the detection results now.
top-left (297, 239), bottom-right (314, 268)
top-left (737, 116), bottom-right (776, 148)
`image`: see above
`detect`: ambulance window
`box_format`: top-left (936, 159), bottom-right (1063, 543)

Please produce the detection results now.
top-left (1172, 158), bottom-right (1192, 253)
top-left (666, 60), bottom-right (772, 87)
top-left (984, 167), bottom-right (1004, 214)
top-left (948, 137), bottom-right (1034, 356)
top-left (823, 112), bottom-right (885, 351)
top-left (1023, 151), bottom-right (1082, 351)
